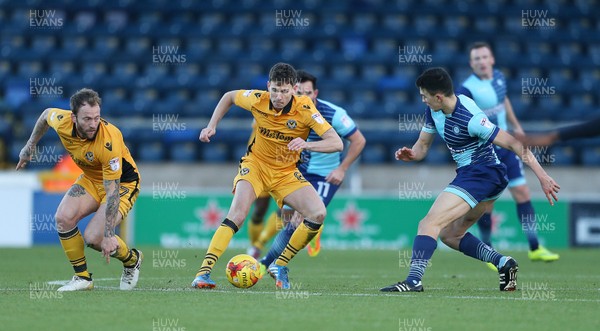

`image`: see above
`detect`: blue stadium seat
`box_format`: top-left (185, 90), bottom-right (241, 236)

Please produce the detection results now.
top-left (168, 142), bottom-right (198, 162)
top-left (361, 144), bottom-right (388, 164)
top-left (550, 146), bottom-right (577, 166)
top-left (581, 147), bottom-right (600, 166)
top-left (137, 142), bottom-right (165, 162)
top-left (200, 143), bottom-right (229, 163)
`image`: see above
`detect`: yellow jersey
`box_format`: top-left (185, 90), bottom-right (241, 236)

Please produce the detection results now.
top-left (234, 90), bottom-right (332, 170)
top-left (46, 108), bottom-right (140, 183)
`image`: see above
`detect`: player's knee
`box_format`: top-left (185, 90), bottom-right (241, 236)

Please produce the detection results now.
top-left (82, 229), bottom-right (103, 247)
top-left (309, 207), bottom-right (327, 223)
top-left (511, 185), bottom-right (530, 202)
top-left (54, 211), bottom-right (77, 233)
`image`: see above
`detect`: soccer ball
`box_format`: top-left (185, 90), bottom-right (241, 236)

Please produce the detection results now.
top-left (225, 254), bottom-right (260, 288)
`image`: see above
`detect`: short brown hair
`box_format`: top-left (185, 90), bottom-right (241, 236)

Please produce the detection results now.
top-left (469, 41), bottom-right (494, 57)
top-left (268, 62), bottom-right (297, 86)
top-left (70, 88), bottom-right (101, 115)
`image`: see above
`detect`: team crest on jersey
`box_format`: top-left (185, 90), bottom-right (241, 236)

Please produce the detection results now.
top-left (240, 167), bottom-right (250, 176)
top-left (293, 171), bottom-right (307, 182)
top-left (286, 119), bottom-right (297, 129)
top-left (85, 151), bottom-right (94, 162)
top-left (452, 126), bottom-right (460, 134)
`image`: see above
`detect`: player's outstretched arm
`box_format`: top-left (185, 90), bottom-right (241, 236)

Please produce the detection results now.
top-left (16, 108), bottom-right (51, 170)
top-left (493, 130), bottom-right (560, 205)
top-left (288, 128), bottom-right (343, 153)
top-left (199, 90), bottom-right (238, 143)
top-left (395, 130), bottom-right (434, 162)
top-left (326, 130), bottom-right (366, 185)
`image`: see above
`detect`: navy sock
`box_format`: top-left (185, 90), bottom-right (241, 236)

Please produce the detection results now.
top-left (517, 201), bottom-right (539, 251)
top-left (477, 213), bottom-right (493, 247)
top-left (405, 235), bottom-right (437, 285)
top-left (459, 232), bottom-right (503, 266)
top-left (260, 223), bottom-right (295, 266)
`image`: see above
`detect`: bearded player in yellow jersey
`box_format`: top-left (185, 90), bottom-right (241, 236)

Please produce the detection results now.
top-left (192, 63), bottom-right (343, 289)
top-left (16, 88), bottom-right (142, 291)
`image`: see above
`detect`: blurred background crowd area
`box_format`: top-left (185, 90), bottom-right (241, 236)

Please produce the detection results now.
top-left (0, 0), bottom-right (598, 169)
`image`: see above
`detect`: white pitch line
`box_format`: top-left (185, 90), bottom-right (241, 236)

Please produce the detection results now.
top-left (3, 278), bottom-right (598, 303)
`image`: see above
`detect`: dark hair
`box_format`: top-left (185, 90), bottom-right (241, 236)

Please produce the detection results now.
top-left (268, 62), bottom-right (297, 86)
top-left (469, 41), bottom-right (494, 56)
top-left (296, 69), bottom-right (317, 89)
top-left (70, 88), bottom-right (101, 115)
top-left (415, 67), bottom-right (454, 97)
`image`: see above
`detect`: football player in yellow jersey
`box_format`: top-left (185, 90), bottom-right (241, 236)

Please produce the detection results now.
top-left (16, 88), bottom-right (143, 291)
top-left (192, 62), bottom-right (343, 289)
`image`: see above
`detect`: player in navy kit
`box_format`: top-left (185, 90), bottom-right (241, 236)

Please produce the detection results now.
top-left (456, 42), bottom-right (559, 266)
top-left (380, 68), bottom-right (559, 293)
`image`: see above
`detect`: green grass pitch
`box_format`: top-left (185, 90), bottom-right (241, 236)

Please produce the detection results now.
top-left (1, 247), bottom-right (598, 331)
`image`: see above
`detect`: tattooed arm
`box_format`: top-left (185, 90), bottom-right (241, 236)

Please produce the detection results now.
top-left (16, 108), bottom-right (52, 170)
top-left (100, 178), bottom-right (121, 263)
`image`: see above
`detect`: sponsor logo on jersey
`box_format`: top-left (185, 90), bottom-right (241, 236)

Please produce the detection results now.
top-left (240, 167), bottom-right (250, 176)
top-left (104, 142), bottom-right (112, 151)
top-left (57, 114), bottom-right (64, 121)
top-left (258, 127), bottom-right (294, 142)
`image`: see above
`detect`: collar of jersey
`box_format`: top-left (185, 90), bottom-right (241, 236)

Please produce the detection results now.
top-left (269, 97), bottom-right (295, 116)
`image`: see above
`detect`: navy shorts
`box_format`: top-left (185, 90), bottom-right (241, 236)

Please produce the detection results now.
top-left (444, 163), bottom-right (508, 208)
top-left (283, 172), bottom-right (340, 210)
top-left (495, 147), bottom-right (526, 187)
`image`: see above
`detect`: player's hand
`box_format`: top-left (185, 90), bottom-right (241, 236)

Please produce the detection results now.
top-left (326, 168), bottom-right (345, 185)
top-left (395, 147), bottom-right (416, 161)
top-left (288, 137), bottom-right (307, 152)
top-left (16, 144), bottom-right (34, 170)
top-left (199, 127), bottom-right (216, 143)
top-left (101, 236), bottom-right (119, 263)
top-left (539, 175), bottom-right (560, 206)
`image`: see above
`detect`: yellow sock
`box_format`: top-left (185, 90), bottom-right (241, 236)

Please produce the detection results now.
top-left (197, 219), bottom-right (238, 276)
top-left (58, 227), bottom-right (90, 279)
top-left (255, 211), bottom-right (279, 249)
top-left (247, 216), bottom-right (264, 245)
top-left (112, 235), bottom-right (138, 267)
top-left (276, 220), bottom-right (320, 266)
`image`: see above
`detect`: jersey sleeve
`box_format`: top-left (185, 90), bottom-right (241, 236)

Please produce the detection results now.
top-left (421, 109), bottom-right (437, 134)
top-left (304, 102), bottom-right (333, 136)
top-left (100, 126), bottom-right (124, 181)
top-left (455, 85), bottom-right (473, 99)
top-left (331, 107), bottom-right (357, 138)
top-left (46, 108), bottom-right (71, 133)
top-left (468, 112), bottom-right (499, 144)
top-left (234, 90), bottom-right (265, 111)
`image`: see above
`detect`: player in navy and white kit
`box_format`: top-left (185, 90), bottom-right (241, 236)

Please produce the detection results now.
top-left (456, 42), bottom-right (559, 265)
top-left (380, 68), bottom-right (559, 293)
top-left (258, 70), bottom-right (366, 277)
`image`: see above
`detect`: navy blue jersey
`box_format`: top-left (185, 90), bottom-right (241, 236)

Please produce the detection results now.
top-left (456, 69), bottom-right (508, 130)
top-left (422, 95), bottom-right (501, 168)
